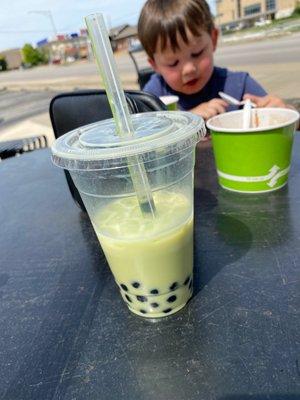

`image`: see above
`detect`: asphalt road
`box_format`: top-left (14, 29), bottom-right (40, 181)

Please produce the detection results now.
top-left (0, 32), bottom-right (299, 85)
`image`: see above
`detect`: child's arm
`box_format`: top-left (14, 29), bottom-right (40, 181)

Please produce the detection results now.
top-left (189, 98), bottom-right (228, 121)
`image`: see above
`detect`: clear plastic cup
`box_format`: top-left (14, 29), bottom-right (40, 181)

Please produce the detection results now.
top-left (52, 111), bottom-right (205, 318)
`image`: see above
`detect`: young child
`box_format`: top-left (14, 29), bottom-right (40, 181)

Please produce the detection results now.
top-left (138, 0), bottom-right (292, 121)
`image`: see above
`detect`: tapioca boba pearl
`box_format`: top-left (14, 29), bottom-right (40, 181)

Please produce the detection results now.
top-left (120, 284), bottom-right (128, 292)
top-left (150, 289), bottom-right (159, 295)
top-left (140, 309), bottom-right (147, 314)
top-left (150, 302), bottom-right (159, 308)
top-left (170, 282), bottom-right (178, 291)
top-left (163, 308), bottom-right (172, 314)
top-left (167, 295), bottom-right (177, 303)
top-left (125, 294), bottom-right (132, 303)
top-left (136, 295), bottom-right (147, 302)
top-left (132, 281), bottom-right (140, 289)
top-left (184, 276), bottom-right (190, 286)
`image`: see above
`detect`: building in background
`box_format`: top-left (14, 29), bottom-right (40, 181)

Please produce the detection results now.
top-left (0, 49), bottom-right (22, 70)
top-left (0, 24), bottom-right (138, 69)
top-left (109, 25), bottom-right (138, 51)
top-left (37, 32), bottom-right (90, 64)
top-left (215, 0), bottom-right (298, 31)
top-left (36, 25), bottom-right (137, 64)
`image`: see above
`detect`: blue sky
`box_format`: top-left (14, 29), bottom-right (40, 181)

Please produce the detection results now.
top-left (0, 0), bottom-right (215, 52)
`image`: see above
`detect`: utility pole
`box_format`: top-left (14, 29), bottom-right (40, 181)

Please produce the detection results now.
top-left (28, 10), bottom-right (58, 64)
top-left (28, 10), bottom-right (58, 37)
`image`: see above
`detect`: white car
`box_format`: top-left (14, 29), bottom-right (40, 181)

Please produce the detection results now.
top-left (255, 19), bottom-right (272, 27)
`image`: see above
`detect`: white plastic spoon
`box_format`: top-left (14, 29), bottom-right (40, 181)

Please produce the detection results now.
top-left (243, 99), bottom-right (252, 129)
top-left (219, 91), bottom-right (256, 108)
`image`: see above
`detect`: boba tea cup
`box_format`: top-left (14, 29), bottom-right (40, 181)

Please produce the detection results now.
top-left (52, 111), bottom-right (205, 318)
top-left (207, 108), bottom-right (299, 193)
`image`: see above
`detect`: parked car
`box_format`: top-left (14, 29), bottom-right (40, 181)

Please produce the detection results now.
top-left (254, 19), bottom-right (272, 27)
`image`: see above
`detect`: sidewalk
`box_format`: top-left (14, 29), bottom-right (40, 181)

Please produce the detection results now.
top-left (0, 113), bottom-right (55, 146)
top-left (221, 21), bottom-right (300, 44)
top-left (225, 62), bottom-right (300, 99)
top-left (0, 72), bottom-right (139, 145)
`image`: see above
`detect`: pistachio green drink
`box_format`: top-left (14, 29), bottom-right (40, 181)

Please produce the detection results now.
top-left (51, 111), bottom-right (205, 318)
top-left (96, 191), bottom-right (193, 317)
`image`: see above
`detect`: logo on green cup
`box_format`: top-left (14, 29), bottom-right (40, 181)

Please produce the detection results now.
top-left (217, 165), bottom-right (290, 188)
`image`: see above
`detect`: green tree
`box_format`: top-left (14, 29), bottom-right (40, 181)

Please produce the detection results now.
top-left (39, 47), bottom-right (49, 64)
top-left (0, 56), bottom-right (7, 71)
top-left (22, 44), bottom-right (47, 66)
top-left (293, 5), bottom-right (300, 17)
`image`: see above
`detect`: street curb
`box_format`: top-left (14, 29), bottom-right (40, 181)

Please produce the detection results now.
top-left (220, 25), bottom-right (300, 45)
top-left (0, 76), bottom-right (139, 92)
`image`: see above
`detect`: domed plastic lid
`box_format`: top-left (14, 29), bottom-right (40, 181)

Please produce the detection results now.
top-left (51, 111), bottom-right (205, 170)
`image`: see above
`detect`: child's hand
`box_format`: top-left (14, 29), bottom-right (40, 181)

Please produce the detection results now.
top-left (244, 94), bottom-right (299, 129)
top-left (243, 94), bottom-right (289, 109)
top-left (190, 98), bottom-right (228, 121)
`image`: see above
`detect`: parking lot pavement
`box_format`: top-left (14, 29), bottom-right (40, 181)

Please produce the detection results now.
top-left (0, 90), bottom-right (58, 145)
top-left (0, 112), bottom-right (55, 146)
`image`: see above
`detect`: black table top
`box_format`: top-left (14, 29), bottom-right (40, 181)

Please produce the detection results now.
top-left (1, 137), bottom-right (300, 400)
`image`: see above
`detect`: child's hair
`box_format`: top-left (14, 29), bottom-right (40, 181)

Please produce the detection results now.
top-left (138, 0), bottom-right (215, 59)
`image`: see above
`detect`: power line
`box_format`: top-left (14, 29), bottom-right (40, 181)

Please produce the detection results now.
top-left (0, 30), bottom-right (53, 34)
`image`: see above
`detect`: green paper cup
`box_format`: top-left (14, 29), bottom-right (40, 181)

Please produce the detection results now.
top-left (159, 95), bottom-right (179, 111)
top-left (207, 108), bottom-right (299, 193)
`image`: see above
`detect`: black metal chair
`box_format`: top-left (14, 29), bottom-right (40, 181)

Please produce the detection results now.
top-left (49, 89), bottom-right (166, 211)
top-left (0, 135), bottom-right (48, 160)
top-left (128, 43), bottom-right (154, 89)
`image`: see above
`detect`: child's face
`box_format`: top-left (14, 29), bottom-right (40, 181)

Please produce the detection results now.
top-left (149, 28), bottom-right (218, 95)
